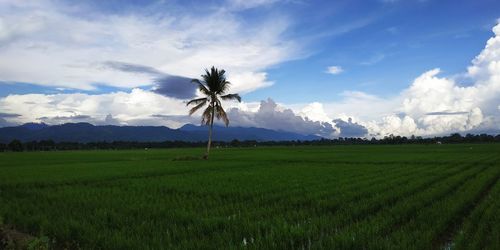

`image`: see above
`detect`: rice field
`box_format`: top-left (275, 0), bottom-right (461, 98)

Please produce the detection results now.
top-left (0, 144), bottom-right (499, 249)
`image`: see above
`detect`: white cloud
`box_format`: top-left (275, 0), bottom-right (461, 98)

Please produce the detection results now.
top-left (292, 22), bottom-right (500, 137)
top-left (379, 22), bottom-right (500, 136)
top-left (319, 91), bottom-right (401, 122)
top-left (0, 89), bottom-right (190, 128)
top-left (0, 0), bottom-right (298, 93)
top-left (298, 102), bottom-right (331, 122)
top-left (227, 98), bottom-right (336, 137)
top-left (326, 66), bottom-right (343, 75)
top-left (0, 92), bottom-right (336, 137)
top-left (1, 11), bottom-right (499, 138)
top-left (227, 72), bottom-right (274, 94)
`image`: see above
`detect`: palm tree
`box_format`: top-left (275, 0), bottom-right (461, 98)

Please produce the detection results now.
top-left (187, 66), bottom-right (241, 159)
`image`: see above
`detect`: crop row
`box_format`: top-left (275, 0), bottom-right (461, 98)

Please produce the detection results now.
top-left (0, 146), bottom-right (498, 249)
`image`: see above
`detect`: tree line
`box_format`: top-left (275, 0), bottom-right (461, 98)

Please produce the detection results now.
top-left (1, 133), bottom-right (499, 152)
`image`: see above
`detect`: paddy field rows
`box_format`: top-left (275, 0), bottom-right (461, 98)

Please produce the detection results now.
top-left (0, 144), bottom-right (498, 249)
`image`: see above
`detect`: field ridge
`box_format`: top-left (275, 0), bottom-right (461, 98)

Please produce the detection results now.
top-left (433, 169), bottom-right (500, 250)
top-left (0, 144), bottom-right (498, 249)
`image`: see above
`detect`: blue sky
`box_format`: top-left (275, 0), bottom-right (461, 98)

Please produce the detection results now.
top-left (245, 0), bottom-right (500, 103)
top-left (2, 0), bottom-right (499, 100)
top-left (0, 0), bottom-right (499, 137)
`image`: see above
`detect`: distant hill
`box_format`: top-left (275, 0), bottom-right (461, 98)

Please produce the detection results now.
top-left (0, 123), bottom-right (321, 143)
top-left (178, 124), bottom-right (320, 142)
top-left (19, 122), bottom-right (50, 130)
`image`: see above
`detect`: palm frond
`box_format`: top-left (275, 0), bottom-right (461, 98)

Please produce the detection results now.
top-left (201, 105), bottom-right (214, 125)
top-left (220, 93), bottom-right (241, 102)
top-left (186, 97), bottom-right (207, 106)
top-left (202, 73), bottom-right (212, 88)
top-left (189, 99), bottom-right (208, 116)
top-left (191, 79), bottom-right (211, 96)
top-left (217, 80), bottom-right (230, 94)
top-left (189, 67), bottom-right (240, 127)
top-left (215, 104), bottom-right (229, 126)
top-left (200, 66), bottom-right (230, 93)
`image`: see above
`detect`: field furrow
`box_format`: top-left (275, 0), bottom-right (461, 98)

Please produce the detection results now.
top-left (0, 144), bottom-right (498, 249)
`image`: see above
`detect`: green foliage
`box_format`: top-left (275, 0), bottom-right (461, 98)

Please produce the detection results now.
top-left (7, 139), bottom-right (23, 152)
top-left (0, 145), bottom-right (498, 249)
top-left (27, 236), bottom-right (49, 250)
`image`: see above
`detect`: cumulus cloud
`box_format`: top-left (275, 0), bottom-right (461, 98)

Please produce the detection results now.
top-left (0, 0), bottom-right (298, 93)
top-left (227, 98), bottom-right (335, 137)
top-left (294, 22), bottom-right (500, 137)
top-left (392, 60), bottom-right (496, 136)
top-left (0, 88), bottom-right (190, 128)
top-left (1, 10), bottom-right (499, 138)
top-left (326, 66), bottom-right (343, 75)
top-left (0, 90), bottom-right (335, 137)
top-left (332, 118), bottom-right (368, 137)
top-left (298, 102), bottom-right (332, 122)
top-left (1, 89), bottom-right (327, 137)
top-left (315, 91), bottom-right (401, 122)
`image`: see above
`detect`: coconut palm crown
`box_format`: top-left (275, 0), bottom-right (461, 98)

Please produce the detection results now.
top-left (187, 66), bottom-right (241, 159)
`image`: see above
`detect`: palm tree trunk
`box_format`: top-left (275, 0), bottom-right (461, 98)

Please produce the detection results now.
top-left (204, 103), bottom-right (215, 159)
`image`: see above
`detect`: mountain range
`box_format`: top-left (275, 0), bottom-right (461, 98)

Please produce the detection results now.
top-left (0, 123), bottom-right (321, 143)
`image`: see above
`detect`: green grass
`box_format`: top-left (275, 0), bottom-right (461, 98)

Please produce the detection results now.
top-left (0, 144), bottom-right (499, 249)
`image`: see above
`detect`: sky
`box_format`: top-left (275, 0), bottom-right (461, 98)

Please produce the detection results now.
top-left (0, 0), bottom-right (499, 138)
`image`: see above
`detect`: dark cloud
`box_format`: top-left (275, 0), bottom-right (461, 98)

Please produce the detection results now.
top-left (0, 117), bottom-right (18, 127)
top-left (102, 114), bottom-right (120, 125)
top-left (227, 98), bottom-right (335, 138)
top-left (38, 115), bottom-right (92, 123)
top-left (426, 111), bottom-right (469, 116)
top-left (151, 114), bottom-right (170, 118)
top-left (0, 113), bottom-right (21, 127)
top-left (103, 61), bottom-right (163, 75)
top-left (102, 60), bottom-right (196, 99)
top-left (36, 114), bottom-right (124, 126)
top-left (152, 75), bottom-right (197, 99)
top-left (333, 118), bottom-right (368, 137)
top-left (0, 113), bottom-right (21, 118)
